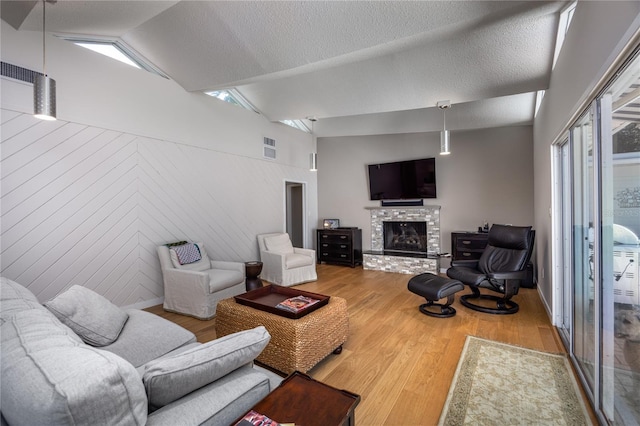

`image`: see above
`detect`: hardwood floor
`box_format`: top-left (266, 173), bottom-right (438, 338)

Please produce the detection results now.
top-left (146, 264), bottom-right (597, 425)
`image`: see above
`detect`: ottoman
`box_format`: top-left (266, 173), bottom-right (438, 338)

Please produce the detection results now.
top-left (408, 273), bottom-right (464, 318)
top-left (215, 297), bottom-right (349, 374)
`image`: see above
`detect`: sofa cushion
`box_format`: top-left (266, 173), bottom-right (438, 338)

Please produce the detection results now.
top-left (44, 285), bottom-right (129, 347)
top-left (264, 234), bottom-right (294, 254)
top-left (285, 252), bottom-right (314, 269)
top-left (207, 268), bottom-right (245, 292)
top-left (0, 277), bottom-right (50, 322)
top-left (170, 242), bottom-right (211, 272)
top-left (142, 326), bottom-right (271, 409)
top-left (101, 309), bottom-right (197, 368)
top-left (1, 308), bottom-right (148, 426)
top-left (146, 367), bottom-right (271, 426)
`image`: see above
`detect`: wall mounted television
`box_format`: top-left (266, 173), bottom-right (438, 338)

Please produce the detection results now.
top-left (367, 157), bottom-right (436, 200)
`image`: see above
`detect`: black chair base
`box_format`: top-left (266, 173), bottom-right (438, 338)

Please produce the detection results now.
top-left (460, 293), bottom-right (519, 315)
top-left (408, 273), bottom-right (464, 318)
top-left (419, 299), bottom-right (457, 318)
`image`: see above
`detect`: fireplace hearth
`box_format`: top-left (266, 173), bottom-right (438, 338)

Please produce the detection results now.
top-left (383, 221), bottom-right (427, 254)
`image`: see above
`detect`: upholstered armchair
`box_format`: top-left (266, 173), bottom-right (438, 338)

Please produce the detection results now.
top-left (446, 224), bottom-right (535, 315)
top-left (157, 242), bottom-right (245, 320)
top-left (256, 233), bottom-right (317, 287)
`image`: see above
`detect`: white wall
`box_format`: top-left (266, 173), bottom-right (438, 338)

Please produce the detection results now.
top-left (1, 21), bottom-right (318, 306)
top-left (533, 1), bottom-right (640, 315)
top-left (317, 126), bottom-right (534, 267)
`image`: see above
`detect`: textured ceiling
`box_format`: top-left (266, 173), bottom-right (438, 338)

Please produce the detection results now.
top-left (1, 0), bottom-right (566, 136)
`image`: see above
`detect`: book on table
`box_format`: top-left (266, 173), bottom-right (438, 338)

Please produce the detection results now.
top-left (275, 295), bottom-right (320, 313)
top-left (235, 410), bottom-right (294, 426)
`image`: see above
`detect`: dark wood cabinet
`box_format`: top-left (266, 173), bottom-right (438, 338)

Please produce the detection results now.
top-left (317, 228), bottom-right (362, 268)
top-left (451, 232), bottom-right (489, 261)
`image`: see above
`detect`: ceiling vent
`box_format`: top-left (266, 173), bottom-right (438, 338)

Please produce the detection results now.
top-left (263, 137), bottom-right (276, 159)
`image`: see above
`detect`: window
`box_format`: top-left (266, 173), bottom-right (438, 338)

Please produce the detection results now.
top-left (552, 2), bottom-right (577, 69)
top-left (57, 35), bottom-right (168, 79)
top-left (204, 89), bottom-right (259, 113)
top-left (280, 119), bottom-right (311, 133)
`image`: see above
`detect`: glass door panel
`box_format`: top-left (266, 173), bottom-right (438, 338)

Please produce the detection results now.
top-left (571, 110), bottom-right (596, 392)
top-left (601, 52), bottom-right (640, 424)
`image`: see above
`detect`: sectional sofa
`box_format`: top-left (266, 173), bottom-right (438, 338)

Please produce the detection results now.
top-left (0, 277), bottom-right (282, 425)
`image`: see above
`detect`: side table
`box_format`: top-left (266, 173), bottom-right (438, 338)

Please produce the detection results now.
top-left (235, 371), bottom-right (360, 426)
top-left (245, 261), bottom-right (263, 291)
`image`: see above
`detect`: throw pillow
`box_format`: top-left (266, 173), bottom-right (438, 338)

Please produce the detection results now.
top-left (142, 326), bottom-right (271, 409)
top-left (172, 243), bottom-right (202, 265)
top-left (169, 242), bottom-right (211, 271)
top-left (264, 234), bottom-right (294, 254)
top-left (44, 285), bottom-right (129, 347)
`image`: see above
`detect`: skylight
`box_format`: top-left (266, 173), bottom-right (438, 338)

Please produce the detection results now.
top-left (204, 89), bottom-right (259, 113)
top-left (75, 43), bottom-right (140, 69)
top-left (552, 2), bottom-right (577, 69)
top-left (280, 119), bottom-right (311, 133)
top-left (56, 35), bottom-right (168, 79)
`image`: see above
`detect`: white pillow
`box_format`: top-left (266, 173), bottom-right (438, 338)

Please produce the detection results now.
top-left (44, 285), bottom-right (129, 347)
top-left (264, 234), bottom-right (294, 254)
top-left (142, 326), bottom-right (271, 409)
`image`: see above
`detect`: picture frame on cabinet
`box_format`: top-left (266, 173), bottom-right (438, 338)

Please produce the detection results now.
top-left (323, 219), bottom-right (340, 229)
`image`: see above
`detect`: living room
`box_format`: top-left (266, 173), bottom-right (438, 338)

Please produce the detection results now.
top-left (1, 1), bottom-right (639, 425)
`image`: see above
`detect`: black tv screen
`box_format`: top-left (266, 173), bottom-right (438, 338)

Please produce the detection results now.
top-left (367, 158), bottom-right (436, 200)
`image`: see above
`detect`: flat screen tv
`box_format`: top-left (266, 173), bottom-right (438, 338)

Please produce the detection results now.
top-left (367, 157), bottom-right (436, 200)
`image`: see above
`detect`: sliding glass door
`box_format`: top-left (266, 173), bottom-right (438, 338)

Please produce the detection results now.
top-left (556, 48), bottom-right (639, 425)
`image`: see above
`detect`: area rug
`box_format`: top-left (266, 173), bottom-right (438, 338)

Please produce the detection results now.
top-left (438, 336), bottom-right (591, 425)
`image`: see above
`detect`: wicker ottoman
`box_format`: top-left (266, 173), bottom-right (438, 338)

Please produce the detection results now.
top-left (216, 297), bottom-right (349, 374)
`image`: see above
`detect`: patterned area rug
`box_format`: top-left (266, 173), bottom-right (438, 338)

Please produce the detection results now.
top-left (438, 336), bottom-right (591, 425)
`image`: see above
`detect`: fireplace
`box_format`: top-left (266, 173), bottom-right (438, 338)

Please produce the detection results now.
top-left (364, 205), bottom-right (440, 275)
top-left (383, 221), bottom-right (428, 254)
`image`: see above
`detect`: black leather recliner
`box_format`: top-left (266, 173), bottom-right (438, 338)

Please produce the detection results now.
top-left (446, 224), bottom-right (535, 315)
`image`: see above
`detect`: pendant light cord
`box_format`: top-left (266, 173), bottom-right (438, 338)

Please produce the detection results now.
top-left (42, 0), bottom-right (46, 76)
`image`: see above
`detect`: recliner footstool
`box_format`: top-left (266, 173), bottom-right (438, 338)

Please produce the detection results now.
top-left (408, 273), bottom-right (464, 318)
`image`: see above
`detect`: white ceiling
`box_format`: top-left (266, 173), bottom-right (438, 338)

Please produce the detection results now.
top-left (1, 0), bottom-right (567, 137)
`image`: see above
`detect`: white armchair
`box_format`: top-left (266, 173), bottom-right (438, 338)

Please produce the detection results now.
top-left (157, 242), bottom-right (246, 320)
top-left (257, 233), bottom-right (317, 287)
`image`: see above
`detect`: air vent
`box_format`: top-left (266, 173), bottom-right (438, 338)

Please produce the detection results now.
top-left (1, 62), bottom-right (41, 83)
top-left (263, 137), bottom-right (276, 159)
top-left (264, 147), bottom-right (276, 159)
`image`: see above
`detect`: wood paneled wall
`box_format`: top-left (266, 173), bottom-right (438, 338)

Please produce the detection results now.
top-left (1, 109), bottom-right (315, 306)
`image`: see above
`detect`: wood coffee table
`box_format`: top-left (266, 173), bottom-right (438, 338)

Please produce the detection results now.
top-left (236, 371), bottom-right (360, 426)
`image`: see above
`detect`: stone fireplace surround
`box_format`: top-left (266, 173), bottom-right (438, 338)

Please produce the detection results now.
top-left (364, 206), bottom-right (440, 275)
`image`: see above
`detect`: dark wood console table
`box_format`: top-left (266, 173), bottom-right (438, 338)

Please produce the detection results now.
top-left (451, 231), bottom-right (489, 261)
top-left (317, 228), bottom-right (362, 267)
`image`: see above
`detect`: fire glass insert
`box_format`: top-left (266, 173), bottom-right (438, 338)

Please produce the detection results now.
top-left (383, 221), bottom-right (427, 253)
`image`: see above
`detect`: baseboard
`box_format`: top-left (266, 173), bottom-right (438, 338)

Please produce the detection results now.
top-left (122, 297), bottom-right (164, 310)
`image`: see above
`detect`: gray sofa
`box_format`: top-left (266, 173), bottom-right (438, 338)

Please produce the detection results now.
top-left (0, 277), bottom-right (282, 426)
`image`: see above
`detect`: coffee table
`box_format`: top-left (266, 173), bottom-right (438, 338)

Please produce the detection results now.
top-left (216, 293), bottom-right (348, 374)
top-left (236, 371), bottom-right (360, 426)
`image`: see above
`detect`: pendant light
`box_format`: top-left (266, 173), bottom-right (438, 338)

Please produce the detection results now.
top-left (34, 0), bottom-right (56, 121)
top-left (437, 101), bottom-right (451, 155)
top-left (308, 117), bottom-right (318, 171)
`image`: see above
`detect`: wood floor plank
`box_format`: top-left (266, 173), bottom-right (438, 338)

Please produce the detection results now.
top-left (145, 264), bottom-right (597, 425)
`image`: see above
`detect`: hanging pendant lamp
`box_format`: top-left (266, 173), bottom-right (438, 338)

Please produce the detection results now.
top-left (437, 101), bottom-right (451, 155)
top-left (34, 0), bottom-right (56, 121)
top-left (308, 117), bottom-right (318, 171)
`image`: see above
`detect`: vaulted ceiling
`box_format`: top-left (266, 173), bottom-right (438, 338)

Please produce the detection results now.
top-left (1, 1), bottom-right (567, 137)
